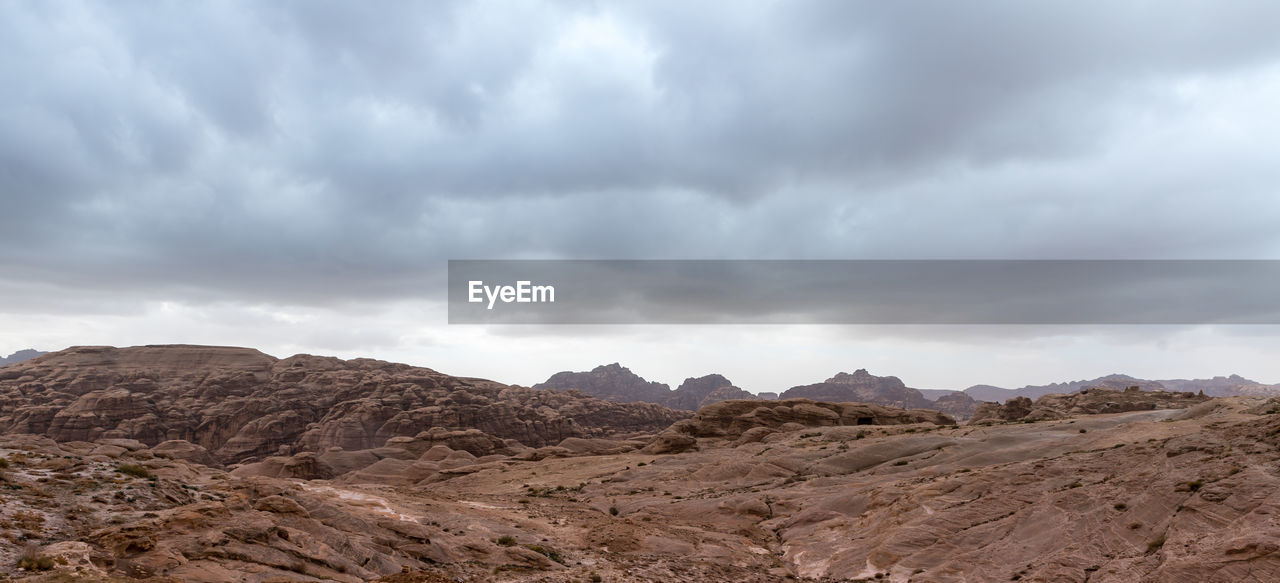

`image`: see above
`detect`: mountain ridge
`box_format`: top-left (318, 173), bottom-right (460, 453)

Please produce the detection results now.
top-left (0, 347), bottom-right (47, 366)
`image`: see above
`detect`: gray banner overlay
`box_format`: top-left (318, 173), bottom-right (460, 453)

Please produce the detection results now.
top-left (448, 260), bottom-right (1280, 324)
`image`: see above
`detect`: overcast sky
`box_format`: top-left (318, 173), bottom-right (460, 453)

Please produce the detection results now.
top-left (4, 1), bottom-right (1280, 392)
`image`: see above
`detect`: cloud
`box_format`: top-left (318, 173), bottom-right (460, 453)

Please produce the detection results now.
top-left (3, 1), bottom-right (1280, 385)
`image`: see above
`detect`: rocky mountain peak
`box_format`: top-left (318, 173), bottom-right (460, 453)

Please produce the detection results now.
top-left (0, 348), bottom-right (49, 366)
top-left (535, 367), bottom-right (756, 411)
top-left (782, 369), bottom-right (932, 412)
top-left (667, 374), bottom-right (755, 411)
top-left (826, 369), bottom-right (881, 384)
top-left (534, 363), bottom-right (672, 404)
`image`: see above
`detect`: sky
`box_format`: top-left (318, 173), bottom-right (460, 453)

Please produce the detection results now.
top-left (3, 1), bottom-right (1280, 393)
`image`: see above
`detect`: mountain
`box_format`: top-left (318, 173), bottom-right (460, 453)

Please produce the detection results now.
top-left (956, 374), bottom-right (1280, 403)
top-left (666, 374), bottom-right (757, 410)
top-left (4, 345), bottom-right (1280, 581)
top-left (780, 369), bottom-right (932, 408)
top-left (917, 388), bottom-right (958, 400)
top-left (0, 345), bottom-right (689, 465)
top-left (5, 367), bottom-right (1279, 581)
top-left (534, 363), bottom-right (673, 404)
top-left (777, 369), bottom-right (979, 419)
top-left (957, 384), bottom-right (1016, 402)
top-left (1156, 374), bottom-right (1280, 397)
top-left (1158, 374), bottom-right (1254, 394)
top-left (970, 386), bottom-right (1212, 423)
top-left (0, 348), bottom-right (46, 366)
top-left (965, 374), bottom-right (1167, 402)
top-left (533, 365), bottom-right (756, 411)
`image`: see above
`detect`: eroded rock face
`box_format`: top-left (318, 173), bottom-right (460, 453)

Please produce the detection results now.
top-left (0, 345), bottom-right (689, 464)
top-left (645, 398), bottom-right (955, 452)
top-left (534, 366), bottom-right (759, 411)
top-left (5, 391), bottom-right (1280, 581)
top-left (779, 369), bottom-right (936, 410)
top-left (534, 363), bottom-right (672, 404)
top-left (971, 387), bottom-right (1211, 423)
top-left (666, 374), bottom-right (757, 411)
top-left (932, 390), bottom-right (979, 420)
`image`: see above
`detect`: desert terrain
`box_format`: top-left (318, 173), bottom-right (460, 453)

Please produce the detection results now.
top-left (2, 346), bottom-right (1279, 582)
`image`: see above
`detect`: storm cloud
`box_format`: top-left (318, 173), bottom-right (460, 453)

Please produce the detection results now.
top-left (3, 1), bottom-right (1280, 387)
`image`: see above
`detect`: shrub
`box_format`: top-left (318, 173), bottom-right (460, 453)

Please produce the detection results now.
top-left (893, 460), bottom-right (908, 466)
top-left (1147, 534), bottom-right (1166, 553)
top-left (16, 544), bottom-right (54, 571)
top-left (117, 464), bottom-right (152, 479)
top-left (608, 506), bottom-right (619, 516)
top-left (1078, 429), bottom-right (1087, 434)
top-left (1114, 503), bottom-right (1128, 510)
top-left (0, 457), bottom-right (9, 469)
top-left (590, 573), bottom-right (603, 582)
top-left (522, 544), bottom-right (565, 564)
top-left (496, 535), bottom-right (517, 547)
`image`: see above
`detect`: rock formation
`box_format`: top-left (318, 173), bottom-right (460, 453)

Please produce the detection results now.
top-left (534, 366), bottom-right (757, 411)
top-left (922, 374), bottom-right (1280, 406)
top-left (778, 369), bottom-right (935, 410)
top-left (932, 390), bottom-right (979, 419)
top-left (970, 386), bottom-right (1211, 423)
top-left (0, 348), bottom-right (47, 366)
top-left (0, 345), bottom-right (689, 465)
top-left (3, 345), bottom-right (1280, 582)
top-left (644, 398), bottom-right (954, 453)
top-left (534, 363), bottom-right (673, 404)
top-left (665, 374), bottom-right (756, 410)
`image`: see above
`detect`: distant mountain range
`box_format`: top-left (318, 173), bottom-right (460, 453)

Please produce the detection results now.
top-left (922, 373), bottom-right (1280, 403)
top-left (536, 365), bottom-right (981, 418)
top-left (535, 366), bottom-right (1280, 420)
top-left (533, 364), bottom-right (756, 411)
top-left (0, 349), bottom-right (46, 366)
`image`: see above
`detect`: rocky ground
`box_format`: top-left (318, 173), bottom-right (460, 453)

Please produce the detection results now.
top-left (3, 346), bottom-right (1279, 582)
top-left (2, 397), bottom-right (1279, 582)
top-left (0, 346), bottom-right (688, 465)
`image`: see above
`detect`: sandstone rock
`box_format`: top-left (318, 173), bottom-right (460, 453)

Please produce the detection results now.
top-left (667, 374), bottom-right (758, 411)
top-left (231, 452), bottom-right (333, 480)
top-left (970, 388), bottom-right (1211, 423)
top-left (253, 495), bottom-right (310, 516)
top-left (670, 398), bottom-right (954, 441)
top-left (556, 437), bottom-right (634, 456)
top-left (0, 345), bottom-right (689, 464)
top-left (88, 443), bottom-right (129, 458)
top-left (418, 444), bottom-right (455, 462)
top-left (399, 427), bottom-right (510, 457)
top-left (779, 369), bottom-right (935, 410)
top-left (151, 440), bottom-right (215, 465)
top-left (641, 432), bottom-right (698, 454)
top-left (343, 459), bottom-right (441, 485)
top-left (932, 391), bottom-right (979, 420)
top-left (534, 363), bottom-right (672, 404)
top-left (318, 448), bottom-right (381, 475)
top-left (535, 367), bottom-right (761, 411)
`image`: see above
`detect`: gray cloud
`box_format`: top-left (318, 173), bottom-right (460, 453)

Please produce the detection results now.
top-left (3, 0), bottom-right (1280, 314)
